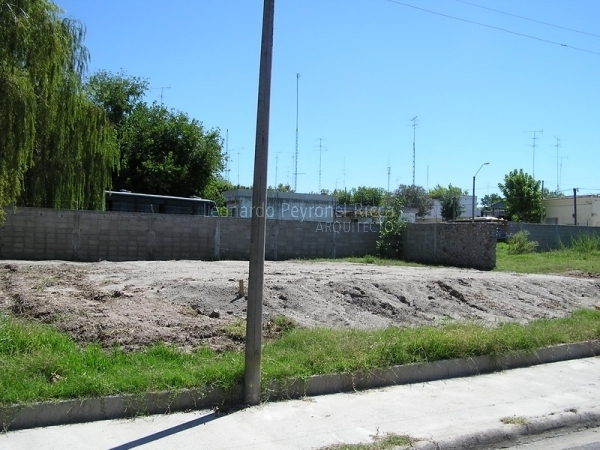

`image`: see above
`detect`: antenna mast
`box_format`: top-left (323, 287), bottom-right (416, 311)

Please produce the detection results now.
top-left (294, 73), bottom-right (300, 191)
top-left (387, 154), bottom-right (391, 194)
top-left (554, 137), bottom-right (561, 191)
top-left (411, 116), bottom-right (418, 185)
top-left (525, 129), bottom-right (543, 178)
top-left (315, 138), bottom-right (327, 192)
top-left (151, 86), bottom-right (171, 105)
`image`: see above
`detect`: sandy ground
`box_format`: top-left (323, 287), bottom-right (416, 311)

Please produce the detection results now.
top-left (1, 260), bottom-right (599, 352)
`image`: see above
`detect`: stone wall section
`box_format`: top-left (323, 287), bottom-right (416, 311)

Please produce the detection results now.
top-left (402, 222), bottom-right (496, 271)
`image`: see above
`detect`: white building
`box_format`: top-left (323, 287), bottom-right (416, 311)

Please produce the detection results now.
top-left (543, 195), bottom-right (600, 226)
top-left (223, 189), bottom-right (336, 222)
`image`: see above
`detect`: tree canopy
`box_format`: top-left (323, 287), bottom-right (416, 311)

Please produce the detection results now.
top-left (115, 103), bottom-right (224, 197)
top-left (87, 70), bottom-right (225, 198)
top-left (429, 184), bottom-right (466, 221)
top-left (333, 186), bottom-right (384, 206)
top-left (480, 193), bottom-right (504, 212)
top-left (395, 184), bottom-right (433, 217)
top-left (498, 169), bottom-right (542, 222)
top-left (1, 0), bottom-right (117, 214)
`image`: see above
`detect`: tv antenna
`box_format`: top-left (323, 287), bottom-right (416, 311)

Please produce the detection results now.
top-left (559, 156), bottom-right (568, 191)
top-left (152, 86), bottom-right (171, 105)
top-left (553, 136), bottom-right (561, 191)
top-left (525, 129), bottom-right (543, 178)
top-left (387, 154), bottom-right (391, 194)
top-left (294, 73), bottom-right (300, 192)
top-left (315, 138), bottom-right (327, 192)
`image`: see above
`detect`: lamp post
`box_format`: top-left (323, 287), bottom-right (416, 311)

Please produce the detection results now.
top-left (472, 163), bottom-right (489, 222)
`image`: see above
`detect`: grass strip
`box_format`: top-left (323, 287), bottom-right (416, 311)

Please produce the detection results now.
top-left (1, 309), bottom-right (600, 406)
top-left (495, 243), bottom-right (600, 274)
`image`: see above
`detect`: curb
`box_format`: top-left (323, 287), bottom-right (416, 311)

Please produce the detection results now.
top-left (413, 409), bottom-right (600, 449)
top-left (2, 341), bottom-right (599, 432)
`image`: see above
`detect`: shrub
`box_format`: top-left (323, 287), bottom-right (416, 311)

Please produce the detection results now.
top-left (376, 198), bottom-right (407, 258)
top-left (507, 230), bottom-right (538, 254)
top-left (570, 233), bottom-right (600, 255)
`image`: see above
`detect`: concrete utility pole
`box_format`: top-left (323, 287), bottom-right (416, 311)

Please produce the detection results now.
top-left (245, 0), bottom-right (275, 406)
top-left (573, 188), bottom-right (578, 225)
top-left (472, 162), bottom-right (489, 222)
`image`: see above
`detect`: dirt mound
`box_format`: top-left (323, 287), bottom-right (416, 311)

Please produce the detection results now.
top-left (1, 260), bottom-right (599, 352)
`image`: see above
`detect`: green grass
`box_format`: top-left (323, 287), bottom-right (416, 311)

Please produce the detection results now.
top-left (2, 309), bottom-right (600, 406)
top-left (496, 242), bottom-right (600, 274)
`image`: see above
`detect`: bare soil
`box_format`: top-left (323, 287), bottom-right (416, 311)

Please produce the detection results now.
top-left (1, 260), bottom-right (599, 352)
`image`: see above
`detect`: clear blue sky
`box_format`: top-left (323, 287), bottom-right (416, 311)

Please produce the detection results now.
top-left (56, 0), bottom-right (600, 198)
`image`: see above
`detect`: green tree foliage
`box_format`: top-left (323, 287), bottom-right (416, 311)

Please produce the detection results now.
top-left (395, 184), bottom-right (433, 218)
top-left (202, 178), bottom-right (235, 207)
top-left (87, 70), bottom-right (225, 198)
top-left (268, 184), bottom-right (294, 192)
top-left (1, 0), bottom-right (118, 214)
top-left (334, 189), bottom-right (352, 204)
top-left (428, 184), bottom-right (468, 199)
top-left (430, 184), bottom-right (466, 221)
top-left (352, 186), bottom-right (385, 206)
top-left (376, 196), bottom-right (407, 258)
top-left (480, 193), bottom-right (503, 212)
top-left (87, 70), bottom-right (148, 130)
top-left (333, 186), bottom-right (384, 206)
top-left (498, 169), bottom-right (543, 222)
top-left (542, 188), bottom-right (565, 198)
top-left (115, 103), bottom-right (224, 197)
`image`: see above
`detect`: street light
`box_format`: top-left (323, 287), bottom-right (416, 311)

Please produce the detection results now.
top-left (472, 162), bottom-right (489, 222)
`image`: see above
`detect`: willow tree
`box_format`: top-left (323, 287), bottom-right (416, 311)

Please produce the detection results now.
top-left (0, 0), bottom-right (117, 219)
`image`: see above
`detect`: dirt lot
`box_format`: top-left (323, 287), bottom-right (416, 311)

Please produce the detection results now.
top-left (1, 260), bottom-right (599, 352)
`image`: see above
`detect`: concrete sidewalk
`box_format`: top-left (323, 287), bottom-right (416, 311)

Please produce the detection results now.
top-left (2, 357), bottom-right (600, 449)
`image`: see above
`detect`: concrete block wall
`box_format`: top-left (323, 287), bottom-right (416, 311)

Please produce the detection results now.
top-left (402, 222), bottom-right (496, 271)
top-left (507, 223), bottom-right (600, 251)
top-left (0, 208), bottom-right (217, 262)
top-left (0, 208), bottom-right (496, 269)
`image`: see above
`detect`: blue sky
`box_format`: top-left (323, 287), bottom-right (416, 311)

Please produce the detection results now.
top-left (57, 0), bottom-right (600, 198)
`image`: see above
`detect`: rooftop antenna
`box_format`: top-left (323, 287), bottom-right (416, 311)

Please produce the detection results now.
top-left (410, 116), bottom-right (418, 185)
top-left (229, 147), bottom-right (244, 186)
top-left (294, 73), bottom-right (300, 191)
top-left (151, 86), bottom-right (171, 105)
top-left (274, 151), bottom-right (282, 188)
top-left (225, 129), bottom-right (230, 183)
top-left (559, 156), bottom-right (568, 191)
top-left (343, 157), bottom-right (346, 191)
top-left (315, 138), bottom-right (327, 192)
top-left (553, 137), bottom-right (561, 191)
top-left (525, 129), bottom-right (543, 178)
top-left (387, 154), bottom-right (391, 194)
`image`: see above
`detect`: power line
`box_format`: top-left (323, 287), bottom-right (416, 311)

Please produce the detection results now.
top-left (453, 0), bottom-right (600, 39)
top-left (382, 0), bottom-right (600, 56)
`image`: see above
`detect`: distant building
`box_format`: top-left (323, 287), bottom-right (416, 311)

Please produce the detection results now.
top-left (421, 196), bottom-right (477, 222)
top-left (543, 195), bottom-right (600, 226)
top-left (223, 189), bottom-right (336, 222)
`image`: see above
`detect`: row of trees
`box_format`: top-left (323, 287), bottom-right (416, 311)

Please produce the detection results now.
top-left (1, 0), bottom-right (226, 221)
top-left (330, 169), bottom-right (551, 223)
